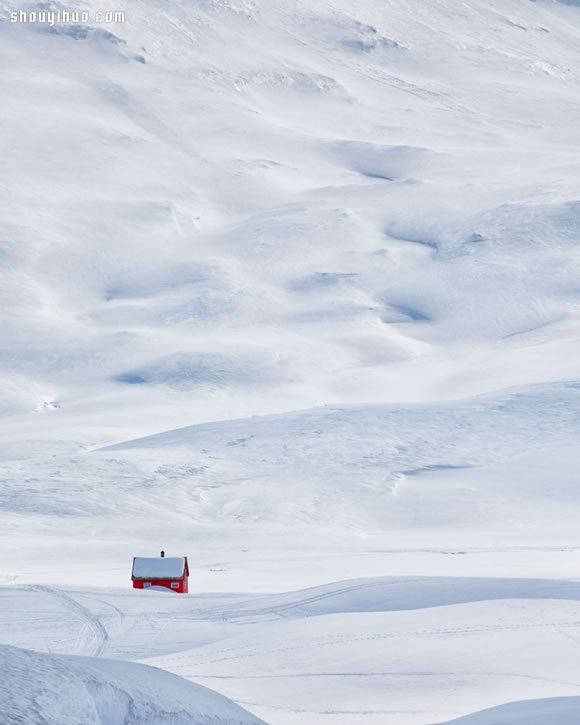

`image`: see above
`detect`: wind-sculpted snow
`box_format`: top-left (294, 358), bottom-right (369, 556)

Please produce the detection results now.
top-left (326, 142), bottom-right (431, 181)
top-left (6, 579), bottom-right (580, 724)
top-left (0, 382), bottom-right (579, 536)
top-left (0, 644), bottom-right (265, 725)
top-left (1, 0), bottom-right (580, 425)
top-left (2, 0), bottom-right (580, 722)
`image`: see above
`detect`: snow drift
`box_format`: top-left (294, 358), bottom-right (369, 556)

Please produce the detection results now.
top-left (0, 643), bottom-right (265, 725)
top-left (435, 697), bottom-right (580, 725)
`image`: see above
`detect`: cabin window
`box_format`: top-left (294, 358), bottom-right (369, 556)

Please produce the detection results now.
top-left (171, 582), bottom-right (179, 589)
top-left (143, 582), bottom-right (151, 588)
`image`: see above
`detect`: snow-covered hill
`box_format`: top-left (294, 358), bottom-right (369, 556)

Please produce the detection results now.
top-left (2, 0), bottom-right (580, 723)
top-left (2, 0), bottom-right (580, 440)
top-left (436, 697), bottom-right (580, 725)
top-left (0, 643), bottom-right (265, 724)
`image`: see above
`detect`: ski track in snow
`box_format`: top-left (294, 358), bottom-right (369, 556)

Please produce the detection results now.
top-left (27, 585), bottom-right (110, 657)
top-left (6, 574), bottom-right (580, 722)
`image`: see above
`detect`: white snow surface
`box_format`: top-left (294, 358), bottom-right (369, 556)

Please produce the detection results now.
top-left (0, 643), bottom-right (264, 725)
top-left (435, 697), bottom-right (580, 724)
top-left (2, 0), bottom-right (580, 722)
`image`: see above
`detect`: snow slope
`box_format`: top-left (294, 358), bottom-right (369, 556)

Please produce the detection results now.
top-left (5, 578), bottom-right (580, 724)
top-left (0, 643), bottom-right (265, 725)
top-left (1, 0), bottom-right (580, 444)
top-left (2, 0), bottom-right (580, 722)
top-left (436, 697), bottom-right (580, 725)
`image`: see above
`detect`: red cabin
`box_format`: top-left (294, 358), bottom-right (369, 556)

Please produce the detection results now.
top-left (132, 552), bottom-right (189, 593)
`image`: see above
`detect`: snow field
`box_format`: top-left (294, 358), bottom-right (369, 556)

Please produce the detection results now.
top-left (2, 0), bottom-right (580, 722)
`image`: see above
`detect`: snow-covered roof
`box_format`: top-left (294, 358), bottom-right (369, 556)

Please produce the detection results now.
top-left (132, 557), bottom-right (188, 580)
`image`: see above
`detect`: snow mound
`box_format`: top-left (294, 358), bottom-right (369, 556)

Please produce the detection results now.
top-left (236, 69), bottom-right (349, 99)
top-left (195, 575), bottom-right (580, 621)
top-left (434, 696), bottom-right (580, 725)
top-left (0, 643), bottom-right (265, 725)
top-left (115, 347), bottom-right (288, 391)
top-left (327, 141), bottom-right (431, 181)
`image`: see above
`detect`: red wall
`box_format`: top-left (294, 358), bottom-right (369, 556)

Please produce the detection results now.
top-left (133, 578), bottom-right (188, 593)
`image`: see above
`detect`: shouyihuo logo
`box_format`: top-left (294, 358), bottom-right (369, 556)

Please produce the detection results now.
top-left (10, 9), bottom-right (125, 25)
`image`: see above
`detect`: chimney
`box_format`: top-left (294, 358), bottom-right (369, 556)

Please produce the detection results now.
top-left (160, 550), bottom-right (165, 558)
